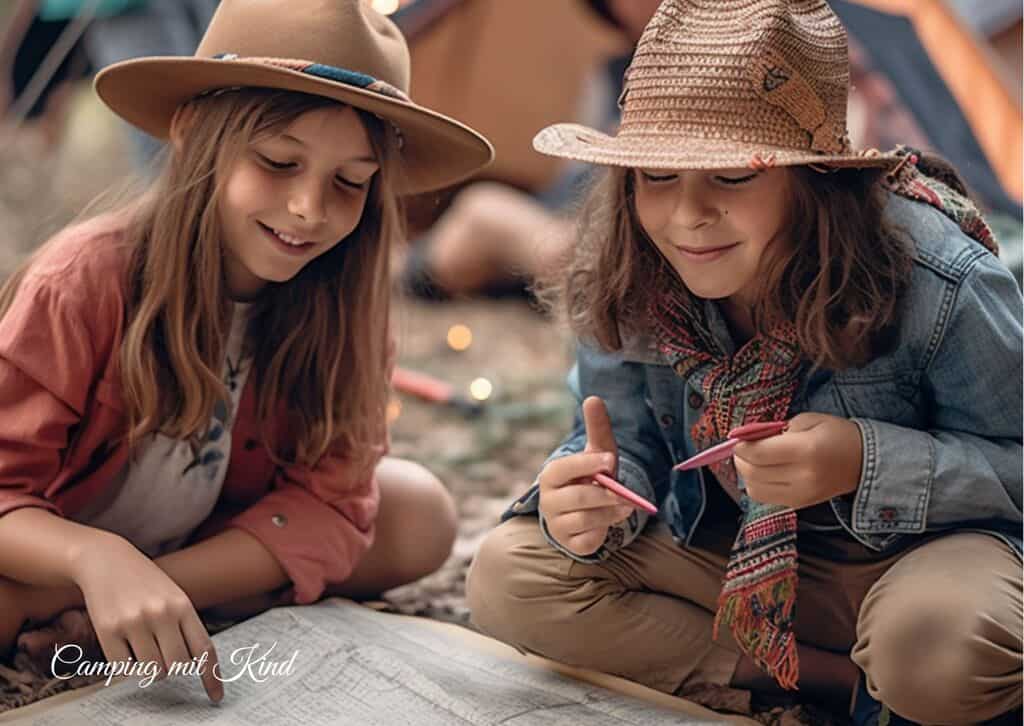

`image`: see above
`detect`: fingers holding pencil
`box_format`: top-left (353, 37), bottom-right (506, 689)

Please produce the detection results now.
top-left (537, 397), bottom-right (655, 556)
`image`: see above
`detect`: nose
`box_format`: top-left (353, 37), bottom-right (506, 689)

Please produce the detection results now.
top-left (287, 177), bottom-right (328, 226)
top-left (670, 177), bottom-right (721, 231)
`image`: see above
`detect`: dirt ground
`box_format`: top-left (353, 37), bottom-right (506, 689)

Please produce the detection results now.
top-left (0, 90), bottom-right (845, 725)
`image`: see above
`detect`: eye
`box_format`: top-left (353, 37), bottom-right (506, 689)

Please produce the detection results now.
top-left (257, 153), bottom-right (295, 171)
top-left (716, 173), bottom-right (758, 186)
top-left (336, 175), bottom-right (369, 191)
top-left (639, 170), bottom-right (678, 184)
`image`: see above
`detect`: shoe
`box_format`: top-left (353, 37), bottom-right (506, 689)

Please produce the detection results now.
top-left (850, 672), bottom-right (919, 726)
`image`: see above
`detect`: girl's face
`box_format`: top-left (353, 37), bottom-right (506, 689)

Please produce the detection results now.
top-left (218, 105), bottom-right (379, 300)
top-left (633, 167), bottom-right (791, 312)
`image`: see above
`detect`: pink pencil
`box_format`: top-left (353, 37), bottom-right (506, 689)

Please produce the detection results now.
top-left (593, 472), bottom-right (659, 514)
top-left (673, 420), bottom-right (788, 471)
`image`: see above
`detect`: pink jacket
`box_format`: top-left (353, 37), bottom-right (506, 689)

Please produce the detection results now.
top-left (0, 218), bottom-right (382, 604)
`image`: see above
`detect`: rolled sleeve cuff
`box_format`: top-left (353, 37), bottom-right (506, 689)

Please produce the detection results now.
top-left (0, 493), bottom-right (62, 519)
top-left (850, 417), bottom-right (931, 534)
top-left (226, 485), bottom-right (374, 605)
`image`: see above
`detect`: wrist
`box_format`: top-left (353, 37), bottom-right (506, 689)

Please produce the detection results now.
top-left (67, 527), bottom-right (129, 584)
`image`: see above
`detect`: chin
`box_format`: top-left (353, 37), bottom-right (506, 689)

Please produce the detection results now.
top-left (253, 265), bottom-right (301, 285)
top-left (677, 279), bottom-right (732, 301)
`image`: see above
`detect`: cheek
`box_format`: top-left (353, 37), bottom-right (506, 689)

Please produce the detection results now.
top-left (221, 167), bottom-right (276, 222)
top-left (633, 188), bottom-right (669, 239)
top-left (327, 193), bottom-right (370, 241)
top-left (733, 191), bottom-right (789, 249)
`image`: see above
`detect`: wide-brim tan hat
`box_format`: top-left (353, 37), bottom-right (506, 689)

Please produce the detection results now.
top-left (535, 0), bottom-right (900, 172)
top-left (94, 0), bottom-right (494, 194)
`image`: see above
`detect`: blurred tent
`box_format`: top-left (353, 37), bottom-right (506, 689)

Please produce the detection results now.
top-left (390, 0), bottom-right (625, 194)
top-left (832, 0), bottom-right (1021, 217)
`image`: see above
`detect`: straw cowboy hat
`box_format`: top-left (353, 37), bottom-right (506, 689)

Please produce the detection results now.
top-left (534, 0), bottom-right (901, 171)
top-left (93, 0), bottom-right (493, 194)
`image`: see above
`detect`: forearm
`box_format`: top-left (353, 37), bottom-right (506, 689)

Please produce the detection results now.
top-left (156, 527), bottom-right (289, 610)
top-left (0, 507), bottom-right (115, 588)
top-left (1, 508), bottom-right (289, 620)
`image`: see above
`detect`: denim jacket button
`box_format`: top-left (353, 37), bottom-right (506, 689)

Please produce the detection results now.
top-left (271, 514), bottom-right (288, 528)
top-left (673, 360), bottom-right (687, 376)
top-left (659, 413), bottom-right (675, 428)
top-left (688, 392), bottom-right (704, 409)
top-left (672, 535), bottom-right (684, 546)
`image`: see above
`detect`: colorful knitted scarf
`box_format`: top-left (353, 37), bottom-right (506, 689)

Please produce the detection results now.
top-left (649, 148), bottom-right (998, 690)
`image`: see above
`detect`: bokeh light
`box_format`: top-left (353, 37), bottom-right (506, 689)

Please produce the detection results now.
top-left (371, 0), bottom-right (401, 15)
top-left (447, 324), bottom-right (473, 351)
top-left (469, 377), bottom-right (493, 401)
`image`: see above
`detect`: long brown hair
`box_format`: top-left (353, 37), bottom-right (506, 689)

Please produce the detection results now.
top-left (539, 163), bottom-right (920, 370)
top-left (0, 89), bottom-right (403, 471)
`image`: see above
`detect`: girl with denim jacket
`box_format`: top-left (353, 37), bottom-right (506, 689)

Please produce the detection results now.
top-left (0, 0), bottom-right (492, 703)
top-left (467, 1), bottom-right (1022, 723)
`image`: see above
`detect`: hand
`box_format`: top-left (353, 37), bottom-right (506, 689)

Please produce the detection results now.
top-left (732, 412), bottom-right (863, 509)
top-left (71, 534), bottom-right (223, 703)
top-left (539, 396), bottom-right (636, 556)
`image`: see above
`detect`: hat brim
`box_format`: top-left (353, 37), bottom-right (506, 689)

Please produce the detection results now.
top-left (94, 57), bottom-right (494, 195)
top-left (533, 123), bottom-right (900, 171)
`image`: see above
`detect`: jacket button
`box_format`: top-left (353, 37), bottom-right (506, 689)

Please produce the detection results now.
top-left (271, 514), bottom-right (288, 528)
top-left (878, 507), bottom-right (898, 522)
top-left (659, 413), bottom-right (675, 428)
top-left (672, 360), bottom-right (688, 376)
top-left (244, 438), bottom-right (258, 451)
top-left (688, 392), bottom-right (704, 409)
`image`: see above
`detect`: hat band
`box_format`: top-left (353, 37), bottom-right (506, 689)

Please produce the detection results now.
top-left (212, 53), bottom-right (411, 103)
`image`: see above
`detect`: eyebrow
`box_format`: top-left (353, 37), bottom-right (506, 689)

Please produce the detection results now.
top-left (279, 133), bottom-right (377, 165)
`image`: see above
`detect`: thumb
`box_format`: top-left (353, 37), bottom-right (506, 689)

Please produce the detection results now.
top-left (582, 396), bottom-right (618, 457)
top-left (785, 412), bottom-right (830, 433)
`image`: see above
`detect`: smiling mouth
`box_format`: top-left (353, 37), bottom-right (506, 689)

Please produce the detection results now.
top-left (259, 222), bottom-right (315, 247)
top-left (675, 242), bottom-right (740, 255)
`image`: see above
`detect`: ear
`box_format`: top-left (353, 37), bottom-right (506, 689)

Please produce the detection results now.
top-left (168, 102), bottom-right (198, 152)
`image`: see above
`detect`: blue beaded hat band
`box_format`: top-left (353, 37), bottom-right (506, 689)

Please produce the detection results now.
top-left (210, 54), bottom-right (411, 104)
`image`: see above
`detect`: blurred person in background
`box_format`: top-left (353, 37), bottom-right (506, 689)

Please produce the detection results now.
top-left (1, 0), bottom-right (218, 165)
top-left (399, 0), bottom-right (661, 301)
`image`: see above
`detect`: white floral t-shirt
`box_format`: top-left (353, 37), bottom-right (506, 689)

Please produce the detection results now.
top-left (72, 303), bottom-right (252, 557)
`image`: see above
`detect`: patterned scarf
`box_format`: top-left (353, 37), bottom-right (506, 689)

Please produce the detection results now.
top-left (649, 148), bottom-right (998, 689)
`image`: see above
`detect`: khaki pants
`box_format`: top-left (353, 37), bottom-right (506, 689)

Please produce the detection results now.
top-left (467, 503), bottom-right (1022, 724)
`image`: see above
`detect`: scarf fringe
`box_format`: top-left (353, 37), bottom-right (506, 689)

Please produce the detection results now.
top-left (714, 571), bottom-right (800, 690)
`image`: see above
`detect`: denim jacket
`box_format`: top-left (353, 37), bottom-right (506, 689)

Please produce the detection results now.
top-left (504, 193), bottom-right (1023, 562)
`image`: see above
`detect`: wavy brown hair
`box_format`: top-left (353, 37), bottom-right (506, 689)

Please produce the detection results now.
top-left (538, 160), bottom-right (946, 370)
top-left (0, 89), bottom-right (403, 471)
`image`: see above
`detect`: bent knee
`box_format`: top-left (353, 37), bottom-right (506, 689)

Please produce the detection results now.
top-left (376, 458), bottom-right (457, 582)
top-left (856, 589), bottom-right (1022, 722)
top-left (467, 518), bottom-right (584, 644)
